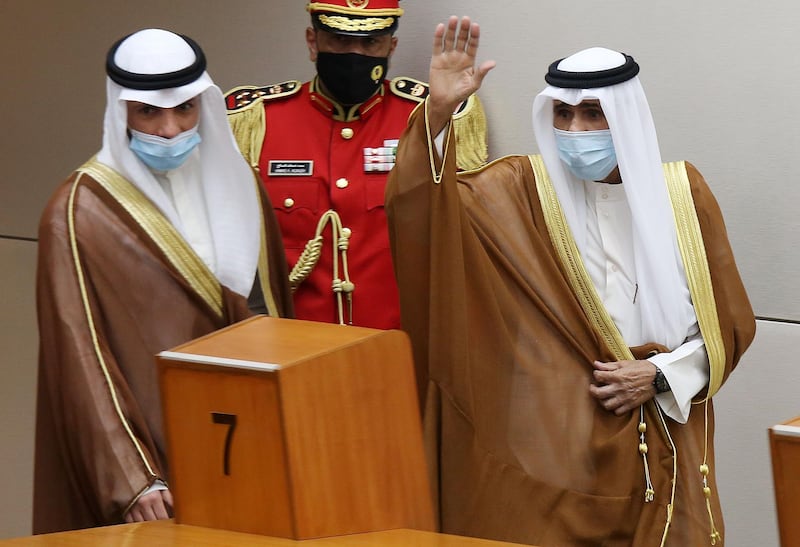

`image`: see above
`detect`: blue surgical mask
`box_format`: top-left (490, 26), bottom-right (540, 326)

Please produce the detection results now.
top-left (129, 125), bottom-right (201, 171)
top-left (554, 128), bottom-right (617, 181)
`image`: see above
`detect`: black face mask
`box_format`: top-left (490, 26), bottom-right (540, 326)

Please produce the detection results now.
top-left (316, 52), bottom-right (388, 106)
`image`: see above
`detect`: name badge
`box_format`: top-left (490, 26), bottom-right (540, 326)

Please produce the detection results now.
top-left (268, 160), bottom-right (313, 176)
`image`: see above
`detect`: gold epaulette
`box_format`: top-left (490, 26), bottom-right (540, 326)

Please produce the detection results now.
top-left (224, 80), bottom-right (302, 113)
top-left (389, 76), bottom-right (429, 102)
top-left (224, 81), bottom-right (301, 168)
top-left (390, 76), bottom-right (488, 170)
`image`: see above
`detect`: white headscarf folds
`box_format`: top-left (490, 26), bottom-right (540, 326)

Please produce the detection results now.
top-left (97, 29), bottom-right (260, 297)
top-left (531, 47), bottom-right (695, 350)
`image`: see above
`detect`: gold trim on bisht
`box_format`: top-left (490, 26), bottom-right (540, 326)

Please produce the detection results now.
top-left (529, 155), bottom-right (630, 358)
top-left (250, 171), bottom-right (280, 317)
top-left (453, 94), bottom-right (489, 171)
top-left (663, 161), bottom-right (726, 399)
top-left (66, 171), bottom-right (160, 486)
top-left (77, 159), bottom-right (224, 317)
top-left (664, 161), bottom-right (727, 544)
top-left (529, 154), bottom-right (678, 545)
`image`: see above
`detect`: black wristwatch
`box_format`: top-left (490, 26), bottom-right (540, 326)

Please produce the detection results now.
top-left (653, 365), bottom-right (671, 394)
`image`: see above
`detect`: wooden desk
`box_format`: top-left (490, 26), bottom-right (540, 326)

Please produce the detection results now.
top-left (0, 522), bottom-right (530, 546)
top-left (769, 414), bottom-right (800, 547)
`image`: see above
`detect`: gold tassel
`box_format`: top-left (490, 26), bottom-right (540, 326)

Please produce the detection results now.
top-left (288, 210), bottom-right (355, 324)
top-left (289, 235), bottom-right (323, 292)
top-left (700, 400), bottom-right (723, 544)
top-left (452, 94), bottom-right (488, 171)
top-left (638, 407), bottom-right (656, 503)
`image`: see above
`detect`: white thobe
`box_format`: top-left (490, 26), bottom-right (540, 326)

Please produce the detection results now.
top-left (582, 180), bottom-right (708, 423)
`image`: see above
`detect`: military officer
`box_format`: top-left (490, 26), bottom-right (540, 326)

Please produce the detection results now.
top-left (226, 0), bottom-right (487, 329)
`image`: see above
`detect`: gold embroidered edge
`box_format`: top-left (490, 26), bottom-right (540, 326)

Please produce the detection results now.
top-left (251, 171), bottom-right (279, 317)
top-left (663, 161), bottom-right (726, 399)
top-left (529, 154), bottom-right (679, 544)
top-left (67, 172), bottom-right (159, 484)
top-left (225, 81), bottom-right (302, 113)
top-left (390, 76), bottom-right (429, 103)
top-left (528, 154), bottom-right (631, 360)
top-left (77, 159), bottom-right (224, 317)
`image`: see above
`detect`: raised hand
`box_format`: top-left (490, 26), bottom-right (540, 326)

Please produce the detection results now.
top-left (427, 16), bottom-right (496, 135)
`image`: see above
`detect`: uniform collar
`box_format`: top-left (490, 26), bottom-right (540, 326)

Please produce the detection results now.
top-left (308, 76), bottom-right (386, 122)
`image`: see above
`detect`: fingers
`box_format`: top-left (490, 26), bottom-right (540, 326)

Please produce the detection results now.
top-left (475, 60), bottom-right (497, 86)
top-left (435, 16), bottom-right (478, 55)
top-left (593, 360), bottom-right (619, 371)
top-left (454, 16), bottom-right (472, 53)
top-left (437, 16), bottom-right (459, 53)
top-left (125, 490), bottom-right (172, 523)
top-left (161, 489), bottom-right (174, 511)
top-left (432, 22), bottom-right (445, 55)
top-left (464, 18), bottom-right (479, 58)
top-left (589, 384), bottom-right (634, 415)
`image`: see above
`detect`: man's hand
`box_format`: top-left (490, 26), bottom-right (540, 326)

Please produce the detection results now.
top-left (589, 360), bottom-right (658, 415)
top-left (124, 489), bottom-right (173, 523)
top-left (428, 16), bottom-right (496, 135)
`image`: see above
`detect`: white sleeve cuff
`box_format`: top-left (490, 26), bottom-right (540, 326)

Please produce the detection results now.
top-left (143, 479), bottom-right (169, 495)
top-left (649, 337), bottom-right (708, 424)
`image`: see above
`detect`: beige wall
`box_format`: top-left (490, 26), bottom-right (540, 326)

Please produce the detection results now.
top-left (2, 1), bottom-right (797, 545)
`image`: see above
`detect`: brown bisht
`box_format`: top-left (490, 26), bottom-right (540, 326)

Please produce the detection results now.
top-left (385, 105), bottom-right (755, 546)
top-left (34, 160), bottom-right (292, 533)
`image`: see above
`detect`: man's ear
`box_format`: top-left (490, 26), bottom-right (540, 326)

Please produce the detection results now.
top-left (388, 35), bottom-right (398, 58)
top-left (306, 27), bottom-right (318, 62)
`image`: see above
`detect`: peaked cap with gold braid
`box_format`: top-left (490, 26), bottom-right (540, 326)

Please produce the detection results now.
top-left (307, 0), bottom-right (403, 36)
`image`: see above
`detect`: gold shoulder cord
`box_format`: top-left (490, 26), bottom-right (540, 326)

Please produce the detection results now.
top-left (529, 155), bottom-right (678, 546)
top-left (78, 160), bottom-right (223, 317)
top-left (663, 160), bottom-right (726, 545)
top-left (288, 209), bottom-right (355, 325)
top-left (66, 171), bottom-right (159, 501)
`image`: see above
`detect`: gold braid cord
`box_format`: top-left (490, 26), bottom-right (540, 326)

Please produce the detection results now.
top-left (529, 155), bottom-right (678, 545)
top-left (289, 210), bottom-right (355, 325)
top-left (317, 14), bottom-right (395, 33)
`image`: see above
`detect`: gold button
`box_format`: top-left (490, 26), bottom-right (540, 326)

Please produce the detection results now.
top-left (335, 178), bottom-right (349, 189)
top-left (283, 198), bottom-right (295, 208)
top-left (341, 127), bottom-right (354, 140)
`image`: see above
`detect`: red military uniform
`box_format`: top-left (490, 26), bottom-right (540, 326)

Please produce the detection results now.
top-left (226, 77), bottom-right (486, 329)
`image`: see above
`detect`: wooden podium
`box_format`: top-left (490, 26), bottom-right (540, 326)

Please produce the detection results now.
top-left (157, 316), bottom-right (434, 540)
top-left (769, 415), bottom-right (800, 546)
